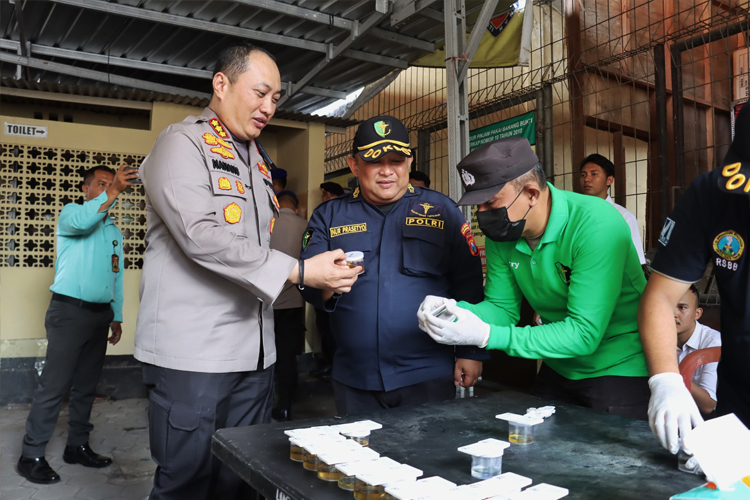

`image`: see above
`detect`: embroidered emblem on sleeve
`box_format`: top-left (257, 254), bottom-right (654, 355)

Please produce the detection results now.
top-left (224, 203), bottom-right (242, 224)
top-left (302, 229), bottom-right (313, 250)
top-left (270, 217), bottom-right (275, 235)
top-left (460, 222), bottom-right (480, 256)
top-left (218, 177), bottom-right (232, 191)
top-left (272, 195), bottom-right (280, 210)
top-left (236, 181), bottom-right (245, 194)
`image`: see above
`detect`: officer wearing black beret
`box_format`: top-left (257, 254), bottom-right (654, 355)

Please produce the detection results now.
top-left (640, 103), bottom-right (750, 454)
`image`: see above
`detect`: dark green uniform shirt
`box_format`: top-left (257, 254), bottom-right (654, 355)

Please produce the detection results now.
top-left (460, 183), bottom-right (648, 380)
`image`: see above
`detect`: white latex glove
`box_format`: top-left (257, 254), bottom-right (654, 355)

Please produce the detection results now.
top-left (417, 295), bottom-right (448, 332)
top-left (648, 372), bottom-right (704, 454)
top-left (422, 299), bottom-right (491, 347)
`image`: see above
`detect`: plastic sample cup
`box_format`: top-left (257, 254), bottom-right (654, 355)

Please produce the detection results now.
top-left (289, 442), bottom-right (304, 462)
top-left (337, 471), bottom-right (357, 491)
top-left (344, 429), bottom-right (371, 447)
top-left (316, 460), bottom-right (340, 481)
top-left (354, 478), bottom-right (385, 500)
top-left (470, 455), bottom-right (503, 480)
top-left (345, 251), bottom-right (365, 275)
top-left (302, 451), bottom-right (319, 471)
top-left (508, 422), bottom-right (535, 445)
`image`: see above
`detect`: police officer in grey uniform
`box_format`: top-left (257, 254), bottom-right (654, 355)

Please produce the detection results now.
top-left (134, 43), bottom-right (360, 500)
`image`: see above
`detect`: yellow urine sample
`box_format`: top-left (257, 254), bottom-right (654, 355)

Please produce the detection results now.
top-left (337, 473), bottom-right (357, 491)
top-left (289, 444), bottom-right (304, 462)
top-left (302, 452), bottom-right (319, 471)
top-left (316, 461), bottom-right (340, 482)
top-left (354, 479), bottom-right (384, 500)
top-left (509, 433), bottom-right (534, 444)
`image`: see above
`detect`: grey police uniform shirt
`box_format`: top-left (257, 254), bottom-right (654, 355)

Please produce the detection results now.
top-left (269, 207), bottom-right (308, 310)
top-left (134, 107), bottom-right (297, 373)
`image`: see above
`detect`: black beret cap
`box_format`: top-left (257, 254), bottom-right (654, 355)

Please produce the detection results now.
top-left (456, 137), bottom-right (539, 206)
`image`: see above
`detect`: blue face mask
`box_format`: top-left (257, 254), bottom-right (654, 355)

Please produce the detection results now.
top-left (476, 187), bottom-right (531, 242)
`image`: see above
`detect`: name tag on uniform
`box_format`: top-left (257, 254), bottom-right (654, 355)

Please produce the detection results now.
top-left (406, 217), bottom-right (444, 229)
top-left (330, 223), bottom-right (367, 237)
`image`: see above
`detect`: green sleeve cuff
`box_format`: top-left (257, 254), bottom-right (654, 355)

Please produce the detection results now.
top-left (486, 325), bottom-right (511, 351)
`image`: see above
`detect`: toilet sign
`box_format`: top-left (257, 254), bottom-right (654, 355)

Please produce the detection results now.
top-left (4, 122), bottom-right (48, 139)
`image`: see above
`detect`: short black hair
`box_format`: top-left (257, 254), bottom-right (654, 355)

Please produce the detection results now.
top-left (83, 165), bottom-right (115, 186)
top-left (409, 170), bottom-right (431, 188)
top-left (273, 177), bottom-right (287, 189)
top-left (277, 192), bottom-right (298, 208)
top-left (320, 182), bottom-right (345, 197)
top-left (580, 153), bottom-right (615, 178)
top-left (687, 284), bottom-right (701, 308)
top-left (214, 43), bottom-right (276, 83)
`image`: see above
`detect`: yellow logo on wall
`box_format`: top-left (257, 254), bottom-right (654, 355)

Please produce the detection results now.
top-left (224, 203), bottom-right (242, 224)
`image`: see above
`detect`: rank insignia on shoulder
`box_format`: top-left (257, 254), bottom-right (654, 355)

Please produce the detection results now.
top-left (353, 187), bottom-right (360, 198)
top-left (257, 161), bottom-right (271, 179)
top-left (408, 183), bottom-right (415, 193)
top-left (272, 195), bottom-right (280, 210)
top-left (460, 222), bottom-right (480, 256)
top-left (713, 230), bottom-right (745, 261)
top-left (209, 118), bottom-right (230, 139)
top-left (202, 132), bottom-right (232, 149)
top-left (270, 217), bottom-right (275, 235)
top-left (236, 181), bottom-right (245, 194)
top-left (302, 229), bottom-right (313, 250)
top-left (224, 202), bottom-right (242, 224)
top-left (218, 177), bottom-right (232, 190)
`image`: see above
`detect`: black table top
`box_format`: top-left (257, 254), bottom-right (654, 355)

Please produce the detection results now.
top-left (212, 390), bottom-right (705, 500)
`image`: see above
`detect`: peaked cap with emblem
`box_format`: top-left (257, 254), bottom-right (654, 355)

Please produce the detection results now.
top-left (353, 115), bottom-right (413, 162)
top-left (719, 103), bottom-right (750, 194)
top-left (456, 137), bottom-right (539, 206)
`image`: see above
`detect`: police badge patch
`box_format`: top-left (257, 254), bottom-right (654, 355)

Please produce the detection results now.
top-left (302, 229), bottom-right (313, 250)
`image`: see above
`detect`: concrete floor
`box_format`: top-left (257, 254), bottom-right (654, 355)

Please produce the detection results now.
top-left (0, 374), bottom-right (339, 500)
top-left (0, 374), bottom-right (496, 499)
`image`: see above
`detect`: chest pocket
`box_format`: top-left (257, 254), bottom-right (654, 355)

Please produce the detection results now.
top-left (402, 223), bottom-right (445, 277)
top-left (209, 171), bottom-right (248, 200)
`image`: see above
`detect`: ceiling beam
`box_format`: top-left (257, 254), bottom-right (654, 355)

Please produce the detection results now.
top-left (458, 0), bottom-right (499, 82)
top-left (391, 0), bottom-right (441, 25)
top-left (0, 38), bottom-right (348, 100)
top-left (277, 9), bottom-right (387, 107)
top-left (0, 86), bottom-right (154, 110)
top-left (0, 52), bottom-right (211, 100)
top-left (48, 0), bottom-right (407, 68)
top-left (231, 0), bottom-right (434, 52)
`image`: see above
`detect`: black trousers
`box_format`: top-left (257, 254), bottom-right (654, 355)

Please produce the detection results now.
top-left (531, 363), bottom-right (650, 420)
top-left (142, 363), bottom-right (274, 500)
top-left (22, 299), bottom-right (113, 458)
top-left (273, 307), bottom-right (306, 405)
top-left (332, 376), bottom-right (455, 415)
top-left (315, 308), bottom-right (336, 365)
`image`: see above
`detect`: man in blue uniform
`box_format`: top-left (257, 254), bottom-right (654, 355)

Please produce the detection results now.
top-left (639, 103), bottom-right (750, 454)
top-left (300, 115), bottom-right (486, 414)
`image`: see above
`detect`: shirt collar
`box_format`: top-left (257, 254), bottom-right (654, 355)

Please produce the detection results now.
top-left (348, 183), bottom-right (419, 204)
top-left (514, 182), bottom-right (567, 254)
top-left (279, 207), bottom-right (296, 215)
top-left (606, 194), bottom-right (615, 206)
top-left (684, 322), bottom-right (704, 350)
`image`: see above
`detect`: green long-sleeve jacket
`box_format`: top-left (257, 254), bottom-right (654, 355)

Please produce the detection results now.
top-left (459, 183), bottom-right (648, 380)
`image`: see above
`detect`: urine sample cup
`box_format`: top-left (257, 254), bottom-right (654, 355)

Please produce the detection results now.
top-left (496, 413), bottom-right (544, 445)
top-left (343, 429), bottom-right (371, 447)
top-left (335, 457), bottom-right (395, 491)
top-left (316, 459), bottom-right (340, 481)
top-left (458, 438), bottom-right (511, 480)
top-left (289, 438), bottom-right (305, 462)
top-left (315, 441), bottom-right (376, 482)
top-left (355, 465), bottom-right (422, 500)
top-left (345, 251), bottom-right (365, 274)
top-left (302, 450), bottom-right (320, 471)
top-left (384, 476), bottom-right (457, 500)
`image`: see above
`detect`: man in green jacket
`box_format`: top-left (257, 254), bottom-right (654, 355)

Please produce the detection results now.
top-left (419, 137), bottom-right (650, 418)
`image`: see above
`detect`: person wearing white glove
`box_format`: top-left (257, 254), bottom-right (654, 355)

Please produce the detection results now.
top-left (418, 298), bottom-right (490, 348)
top-left (418, 137), bottom-right (652, 420)
top-left (647, 372), bottom-right (704, 454)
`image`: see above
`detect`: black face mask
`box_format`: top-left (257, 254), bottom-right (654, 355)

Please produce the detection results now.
top-left (477, 187), bottom-right (532, 242)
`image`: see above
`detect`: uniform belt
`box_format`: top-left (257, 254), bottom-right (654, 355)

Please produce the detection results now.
top-left (51, 293), bottom-right (111, 313)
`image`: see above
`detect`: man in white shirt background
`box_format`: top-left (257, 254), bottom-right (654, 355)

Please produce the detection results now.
top-left (580, 154), bottom-right (646, 265)
top-left (675, 284), bottom-right (721, 415)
